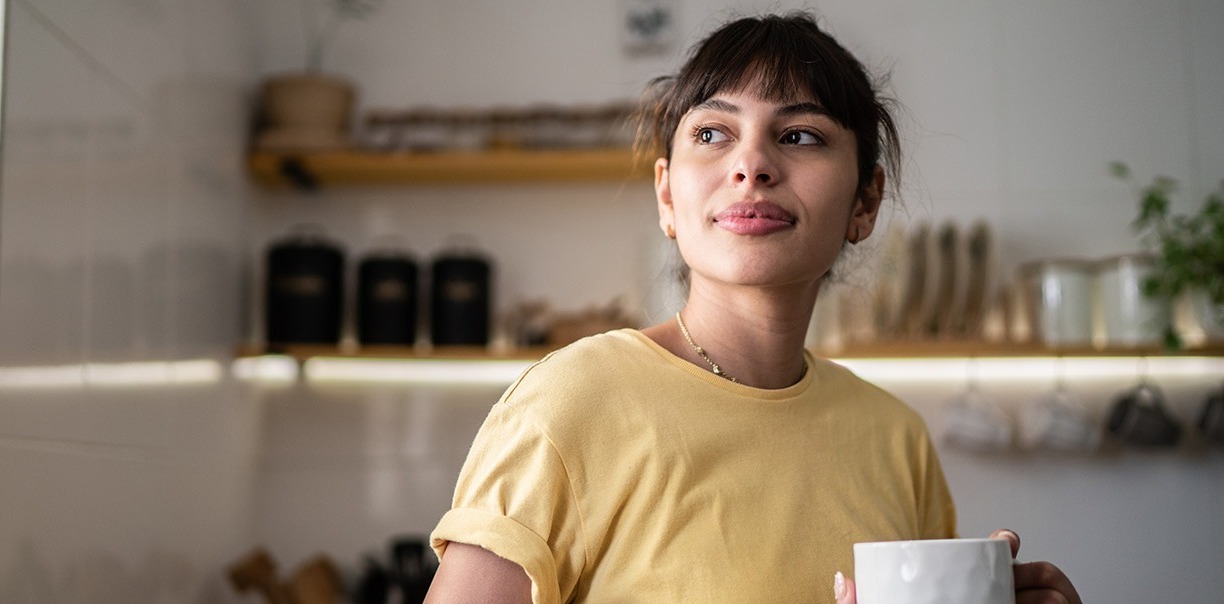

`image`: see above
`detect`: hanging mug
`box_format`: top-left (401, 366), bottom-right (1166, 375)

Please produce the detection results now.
top-left (1198, 388), bottom-right (1224, 445)
top-left (1105, 383), bottom-right (1182, 448)
top-left (938, 388), bottom-right (1013, 453)
top-left (1018, 388), bottom-right (1100, 453)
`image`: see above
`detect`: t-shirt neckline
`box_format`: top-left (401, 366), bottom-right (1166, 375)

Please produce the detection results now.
top-left (618, 328), bottom-right (816, 400)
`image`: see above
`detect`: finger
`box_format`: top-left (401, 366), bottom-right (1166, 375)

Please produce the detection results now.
top-left (1015, 589), bottom-right (1070, 604)
top-left (989, 528), bottom-right (1021, 558)
top-left (1013, 561), bottom-right (1083, 604)
top-left (833, 571), bottom-right (857, 604)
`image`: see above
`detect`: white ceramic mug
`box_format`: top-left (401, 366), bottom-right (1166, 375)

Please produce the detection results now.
top-left (854, 538), bottom-right (1015, 604)
top-left (938, 390), bottom-right (1013, 453)
top-left (1018, 389), bottom-right (1101, 452)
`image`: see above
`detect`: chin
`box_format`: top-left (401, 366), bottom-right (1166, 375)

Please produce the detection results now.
top-left (713, 266), bottom-right (826, 290)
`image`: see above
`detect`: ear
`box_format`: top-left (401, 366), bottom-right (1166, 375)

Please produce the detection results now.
top-left (847, 165), bottom-right (885, 242)
top-left (654, 157), bottom-right (675, 238)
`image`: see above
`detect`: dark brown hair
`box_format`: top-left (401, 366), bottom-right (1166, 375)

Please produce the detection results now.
top-left (636, 12), bottom-right (901, 195)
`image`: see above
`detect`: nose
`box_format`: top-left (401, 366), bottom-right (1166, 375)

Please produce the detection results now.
top-left (730, 136), bottom-right (778, 186)
top-left (733, 168), bottom-right (773, 185)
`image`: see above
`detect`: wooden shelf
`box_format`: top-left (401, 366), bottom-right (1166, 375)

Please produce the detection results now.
top-left (233, 342), bottom-right (1223, 385)
top-left (239, 341), bottom-right (1224, 363)
top-left (248, 148), bottom-right (653, 187)
top-left (829, 340), bottom-right (1224, 358)
top-left (237, 344), bottom-right (559, 363)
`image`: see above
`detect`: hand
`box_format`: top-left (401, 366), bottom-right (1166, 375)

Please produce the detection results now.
top-left (991, 528), bottom-right (1083, 604)
top-left (833, 530), bottom-right (1083, 604)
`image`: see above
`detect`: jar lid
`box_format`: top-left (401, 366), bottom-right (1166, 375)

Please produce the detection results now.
top-left (275, 223), bottom-right (342, 250)
top-left (435, 234), bottom-right (488, 260)
top-left (361, 235), bottom-right (416, 261)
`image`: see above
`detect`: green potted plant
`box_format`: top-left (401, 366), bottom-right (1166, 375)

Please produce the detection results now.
top-left (1113, 161), bottom-right (1224, 347)
top-left (256, 0), bottom-right (384, 151)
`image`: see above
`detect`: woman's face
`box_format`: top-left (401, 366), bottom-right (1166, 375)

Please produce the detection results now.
top-left (655, 87), bottom-right (882, 293)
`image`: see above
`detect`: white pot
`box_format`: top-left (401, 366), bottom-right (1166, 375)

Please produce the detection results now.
top-left (1190, 289), bottom-right (1224, 340)
top-left (1173, 289), bottom-right (1224, 345)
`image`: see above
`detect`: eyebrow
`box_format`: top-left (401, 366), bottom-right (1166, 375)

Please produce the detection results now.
top-left (692, 98), bottom-right (831, 118)
top-left (777, 101), bottom-right (830, 118)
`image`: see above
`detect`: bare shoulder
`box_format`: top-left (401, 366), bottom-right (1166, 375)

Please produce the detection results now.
top-left (425, 542), bottom-right (532, 604)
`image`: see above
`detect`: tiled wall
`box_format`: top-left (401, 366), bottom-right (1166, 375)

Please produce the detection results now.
top-left (0, 0), bottom-right (257, 601)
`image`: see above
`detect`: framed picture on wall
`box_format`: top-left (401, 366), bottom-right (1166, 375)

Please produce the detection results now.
top-left (620, 0), bottom-right (677, 54)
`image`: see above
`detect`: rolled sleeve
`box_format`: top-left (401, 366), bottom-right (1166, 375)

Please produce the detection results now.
top-left (430, 396), bottom-right (586, 604)
top-left (431, 508), bottom-right (562, 604)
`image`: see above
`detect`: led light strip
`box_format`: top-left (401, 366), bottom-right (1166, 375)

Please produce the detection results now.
top-left (300, 355), bottom-right (1222, 386)
top-left (834, 356), bottom-right (1224, 383)
top-left (0, 359), bottom-right (225, 388)
top-left (1, 355), bottom-right (1216, 389)
top-left (231, 355), bottom-right (300, 383)
top-left (303, 356), bottom-right (535, 385)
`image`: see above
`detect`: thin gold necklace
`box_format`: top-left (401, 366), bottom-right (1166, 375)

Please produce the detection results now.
top-left (675, 311), bottom-right (737, 383)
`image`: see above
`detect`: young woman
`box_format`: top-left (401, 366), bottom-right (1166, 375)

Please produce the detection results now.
top-left (426, 13), bottom-right (1081, 604)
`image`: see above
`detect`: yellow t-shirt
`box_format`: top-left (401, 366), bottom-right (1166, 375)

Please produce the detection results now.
top-left (431, 329), bottom-right (956, 603)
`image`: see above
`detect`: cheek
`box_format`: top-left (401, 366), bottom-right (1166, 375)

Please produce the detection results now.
top-left (665, 172), bottom-right (711, 222)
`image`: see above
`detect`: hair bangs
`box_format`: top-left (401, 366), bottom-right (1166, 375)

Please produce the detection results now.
top-left (636, 12), bottom-right (899, 194)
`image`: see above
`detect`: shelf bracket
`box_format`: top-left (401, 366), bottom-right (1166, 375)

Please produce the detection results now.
top-left (278, 156), bottom-right (319, 191)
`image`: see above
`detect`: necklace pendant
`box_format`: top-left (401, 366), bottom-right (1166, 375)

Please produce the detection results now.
top-left (676, 311), bottom-right (737, 383)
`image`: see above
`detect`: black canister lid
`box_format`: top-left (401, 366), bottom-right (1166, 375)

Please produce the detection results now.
top-left (432, 234), bottom-right (490, 264)
top-left (360, 234), bottom-right (417, 263)
top-left (270, 223), bottom-right (343, 253)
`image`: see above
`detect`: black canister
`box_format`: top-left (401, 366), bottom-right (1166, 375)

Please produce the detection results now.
top-left (430, 249), bottom-right (492, 346)
top-left (358, 252), bottom-right (419, 345)
top-left (265, 227), bottom-right (344, 345)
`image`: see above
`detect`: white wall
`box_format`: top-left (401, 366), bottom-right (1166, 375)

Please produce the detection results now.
top-left (246, 1), bottom-right (1224, 603)
top-left (0, 0), bottom-right (258, 601)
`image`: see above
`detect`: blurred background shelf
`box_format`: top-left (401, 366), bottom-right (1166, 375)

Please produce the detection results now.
top-left (237, 341), bottom-right (1224, 363)
top-left (237, 343), bottom-right (557, 362)
top-left (232, 341), bottom-right (1224, 385)
top-left (829, 341), bottom-right (1224, 358)
top-left (248, 148), bottom-right (653, 187)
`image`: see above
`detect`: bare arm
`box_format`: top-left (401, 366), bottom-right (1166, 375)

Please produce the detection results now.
top-left (424, 542), bottom-right (533, 604)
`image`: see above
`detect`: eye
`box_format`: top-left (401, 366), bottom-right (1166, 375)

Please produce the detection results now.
top-left (692, 126), bottom-right (729, 144)
top-left (780, 129), bottom-right (824, 146)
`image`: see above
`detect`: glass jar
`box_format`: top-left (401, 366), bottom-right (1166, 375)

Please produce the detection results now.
top-left (1020, 259), bottom-right (1095, 348)
top-left (1093, 253), bottom-right (1169, 347)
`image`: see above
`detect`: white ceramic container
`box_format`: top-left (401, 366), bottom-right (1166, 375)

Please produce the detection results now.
top-left (854, 538), bottom-right (1015, 604)
top-left (1021, 260), bottom-right (1094, 347)
top-left (1094, 254), bottom-right (1169, 347)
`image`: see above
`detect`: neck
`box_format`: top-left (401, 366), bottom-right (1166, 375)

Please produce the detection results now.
top-left (645, 279), bottom-right (820, 389)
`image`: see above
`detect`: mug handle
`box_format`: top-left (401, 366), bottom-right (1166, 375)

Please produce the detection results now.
top-left (1127, 382), bottom-right (1167, 410)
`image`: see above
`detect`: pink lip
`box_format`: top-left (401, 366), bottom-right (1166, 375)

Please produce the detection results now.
top-left (714, 201), bottom-right (796, 236)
